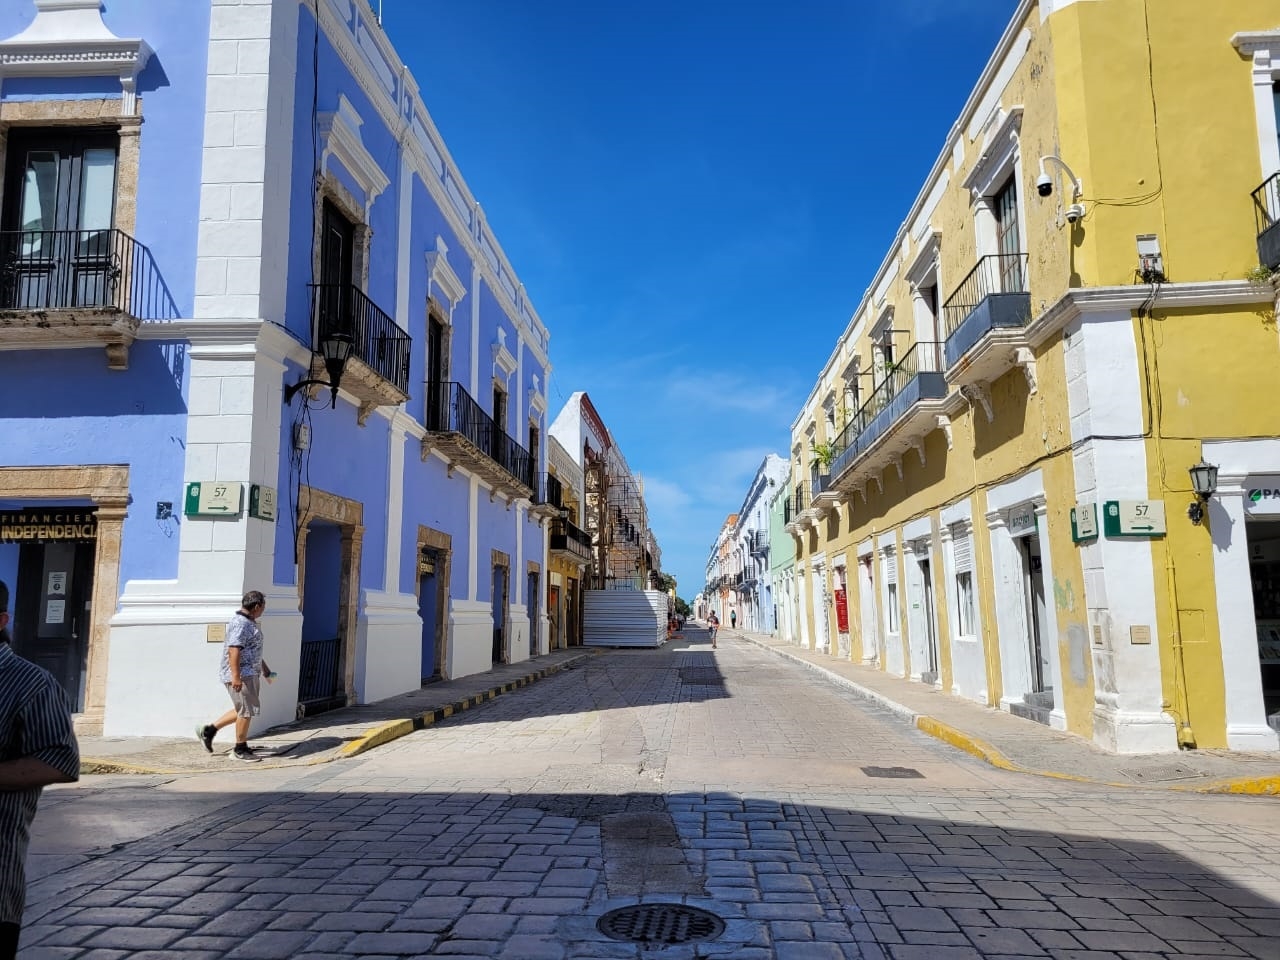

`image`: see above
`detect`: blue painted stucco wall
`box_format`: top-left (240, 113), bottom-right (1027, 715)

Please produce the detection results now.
top-left (0, 0), bottom-right (210, 590)
top-left (0, 343), bottom-right (189, 585)
top-left (0, 0), bottom-right (210, 317)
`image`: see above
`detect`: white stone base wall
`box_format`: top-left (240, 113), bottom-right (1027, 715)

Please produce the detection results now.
top-left (105, 585), bottom-right (302, 737)
top-left (449, 599), bottom-right (495, 680)
top-left (354, 590), bottom-right (422, 704)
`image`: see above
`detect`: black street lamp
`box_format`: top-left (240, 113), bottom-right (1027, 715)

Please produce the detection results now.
top-left (1187, 460), bottom-right (1219, 526)
top-left (284, 331), bottom-right (354, 408)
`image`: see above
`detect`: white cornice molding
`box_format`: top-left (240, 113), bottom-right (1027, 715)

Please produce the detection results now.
top-left (962, 106), bottom-right (1024, 198)
top-left (1232, 30), bottom-right (1280, 57)
top-left (424, 235), bottom-right (467, 309)
top-left (0, 0), bottom-right (152, 113)
top-left (1027, 280), bottom-right (1275, 348)
top-left (492, 326), bottom-right (517, 385)
top-left (319, 95), bottom-right (390, 217)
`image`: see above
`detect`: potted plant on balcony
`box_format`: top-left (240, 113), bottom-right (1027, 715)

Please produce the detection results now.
top-left (810, 441), bottom-right (837, 470)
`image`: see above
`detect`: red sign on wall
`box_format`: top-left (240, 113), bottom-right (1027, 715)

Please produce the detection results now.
top-left (833, 587), bottom-right (849, 633)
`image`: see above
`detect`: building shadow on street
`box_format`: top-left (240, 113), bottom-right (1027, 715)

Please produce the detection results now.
top-left (23, 783), bottom-right (1280, 958)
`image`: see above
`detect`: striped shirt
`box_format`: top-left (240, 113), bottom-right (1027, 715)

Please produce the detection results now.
top-left (0, 642), bottom-right (80, 926)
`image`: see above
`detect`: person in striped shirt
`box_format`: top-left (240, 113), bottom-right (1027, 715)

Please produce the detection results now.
top-left (0, 579), bottom-right (80, 960)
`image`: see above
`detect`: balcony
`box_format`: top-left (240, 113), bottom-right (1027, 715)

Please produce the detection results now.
top-left (749, 529), bottom-right (768, 557)
top-left (529, 472), bottom-right (563, 522)
top-left (550, 517), bottom-right (594, 563)
top-left (421, 381), bottom-right (535, 499)
top-left (310, 283), bottom-right (411, 423)
top-left (829, 341), bottom-right (948, 490)
top-left (941, 253), bottom-right (1031, 385)
top-left (0, 228), bottom-right (177, 369)
top-left (1254, 173), bottom-right (1280, 271)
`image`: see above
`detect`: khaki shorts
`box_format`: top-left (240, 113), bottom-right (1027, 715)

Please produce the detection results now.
top-left (224, 675), bottom-right (261, 717)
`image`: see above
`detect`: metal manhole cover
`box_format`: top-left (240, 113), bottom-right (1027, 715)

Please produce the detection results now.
top-left (596, 904), bottom-right (725, 944)
top-left (861, 766), bottom-right (924, 779)
top-left (1119, 763), bottom-right (1204, 783)
top-left (679, 668), bottom-right (724, 685)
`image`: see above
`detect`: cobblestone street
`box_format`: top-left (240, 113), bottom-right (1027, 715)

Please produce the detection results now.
top-left (23, 633), bottom-right (1280, 959)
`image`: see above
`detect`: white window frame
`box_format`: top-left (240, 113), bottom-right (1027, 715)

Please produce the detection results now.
top-left (882, 546), bottom-right (899, 637)
top-left (1233, 32), bottom-right (1280, 178)
top-left (963, 106), bottom-right (1027, 262)
top-left (950, 521), bottom-right (977, 640)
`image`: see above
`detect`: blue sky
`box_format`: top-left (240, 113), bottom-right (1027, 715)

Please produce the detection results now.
top-left (385, 0), bottom-right (1014, 598)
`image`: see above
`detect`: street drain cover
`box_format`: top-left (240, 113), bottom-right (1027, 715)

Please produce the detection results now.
top-left (596, 904), bottom-right (725, 944)
top-left (861, 766), bottom-right (924, 779)
top-left (1119, 763), bottom-right (1204, 783)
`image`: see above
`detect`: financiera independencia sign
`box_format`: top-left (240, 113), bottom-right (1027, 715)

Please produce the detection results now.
top-left (0, 509), bottom-right (99, 543)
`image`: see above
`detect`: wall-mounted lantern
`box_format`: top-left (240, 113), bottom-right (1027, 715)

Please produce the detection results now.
top-left (1187, 460), bottom-right (1219, 525)
top-left (284, 331), bottom-right (354, 408)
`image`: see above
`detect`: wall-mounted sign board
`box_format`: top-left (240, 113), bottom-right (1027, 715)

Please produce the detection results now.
top-left (1007, 502), bottom-right (1038, 538)
top-left (249, 484), bottom-right (277, 522)
top-left (1103, 500), bottom-right (1166, 538)
top-left (184, 482), bottom-right (243, 518)
top-left (1070, 502), bottom-right (1098, 543)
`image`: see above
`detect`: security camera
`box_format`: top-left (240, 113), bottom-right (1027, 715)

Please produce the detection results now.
top-left (1065, 203), bottom-right (1084, 224)
top-left (1035, 173), bottom-right (1053, 198)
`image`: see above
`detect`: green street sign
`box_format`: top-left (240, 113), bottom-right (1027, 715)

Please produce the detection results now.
top-left (1103, 499), bottom-right (1166, 538)
top-left (184, 481), bottom-right (244, 518)
top-left (249, 484), bottom-right (277, 522)
top-left (1070, 502), bottom-right (1098, 543)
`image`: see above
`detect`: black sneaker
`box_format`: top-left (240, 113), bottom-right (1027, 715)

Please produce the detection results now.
top-left (231, 745), bottom-right (262, 763)
top-left (196, 724), bottom-right (215, 753)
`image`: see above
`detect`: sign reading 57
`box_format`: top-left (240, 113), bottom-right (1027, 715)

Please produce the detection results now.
top-left (1103, 499), bottom-right (1167, 538)
top-left (185, 481), bottom-right (245, 518)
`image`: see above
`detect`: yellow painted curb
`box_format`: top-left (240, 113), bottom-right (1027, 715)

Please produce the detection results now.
top-left (914, 717), bottom-right (1019, 772)
top-left (80, 650), bottom-right (590, 775)
top-left (340, 718), bottom-right (415, 758)
top-left (1195, 775), bottom-right (1280, 796)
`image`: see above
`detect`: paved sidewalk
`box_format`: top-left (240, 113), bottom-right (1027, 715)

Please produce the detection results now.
top-left (731, 627), bottom-right (1280, 795)
top-left (78, 647), bottom-right (597, 774)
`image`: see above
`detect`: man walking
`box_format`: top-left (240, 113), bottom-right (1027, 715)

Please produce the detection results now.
top-left (730, 609), bottom-right (737, 630)
top-left (197, 590), bottom-right (273, 763)
top-left (0, 580), bottom-right (80, 960)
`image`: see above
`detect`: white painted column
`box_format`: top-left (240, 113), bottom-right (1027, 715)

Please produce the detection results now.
top-left (987, 511), bottom-right (1031, 710)
top-left (1211, 479), bottom-right (1280, 749)
top-left (796, 565), bottom-right (811, 648)
top-left (468, 477), bottom-right (479, 601)
top-left (1034, 502), bottom-right (1069, 731)
top-left (858, 553), bottom-right (879, 664)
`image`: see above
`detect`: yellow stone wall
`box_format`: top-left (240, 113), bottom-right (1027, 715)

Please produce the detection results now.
top-left (788, 0), bottom-right (1280, 747)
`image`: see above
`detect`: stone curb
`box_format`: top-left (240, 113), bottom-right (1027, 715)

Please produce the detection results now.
top-left (736, 632), bottom-right (1280, 796)
top-left (81, 650), bottom-right (598, 775)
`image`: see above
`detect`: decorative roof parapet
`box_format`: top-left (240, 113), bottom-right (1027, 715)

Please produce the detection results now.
top-left (0, 1), bottom-right (152, 114)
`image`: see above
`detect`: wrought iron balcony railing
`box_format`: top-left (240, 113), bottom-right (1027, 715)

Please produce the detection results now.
top-left (1253, 172), bottom-right (1280, 271)
top-left (0, 227), bottom-right (177, 320)
top-left (941, 253), bottom-right (1031, 369)
top-left (311, 282), bottom-right (411, 396)
top-left (828, 341), bottom-right (946, 480)
top-left (792, 485), bottom-right (807, 515)
top-left (550, 517), bottom-right (593, 562)
top-left (424, 381), bottom-right (534, 491)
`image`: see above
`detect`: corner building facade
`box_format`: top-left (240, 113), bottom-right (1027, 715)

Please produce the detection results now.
top-left (0, 0), bottom-right (556, 736)
top-left (787, 0), bottom-right (1280, 753)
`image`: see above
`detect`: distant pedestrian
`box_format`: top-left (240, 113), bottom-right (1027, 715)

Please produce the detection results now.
top-left (708, 612), bottom-right (719, 648)
top-left (0, 579), bottom-right (80, 960)
top-left (730, 610), bottom-right (737, 630)
top-left (197, 590), bottom-right (274, 763)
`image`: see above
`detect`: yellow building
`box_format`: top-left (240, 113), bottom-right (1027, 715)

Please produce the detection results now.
top-left (546, 435), bottom-right (592, 649)
top-left (786, 0), bottom-right (1280, 753)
